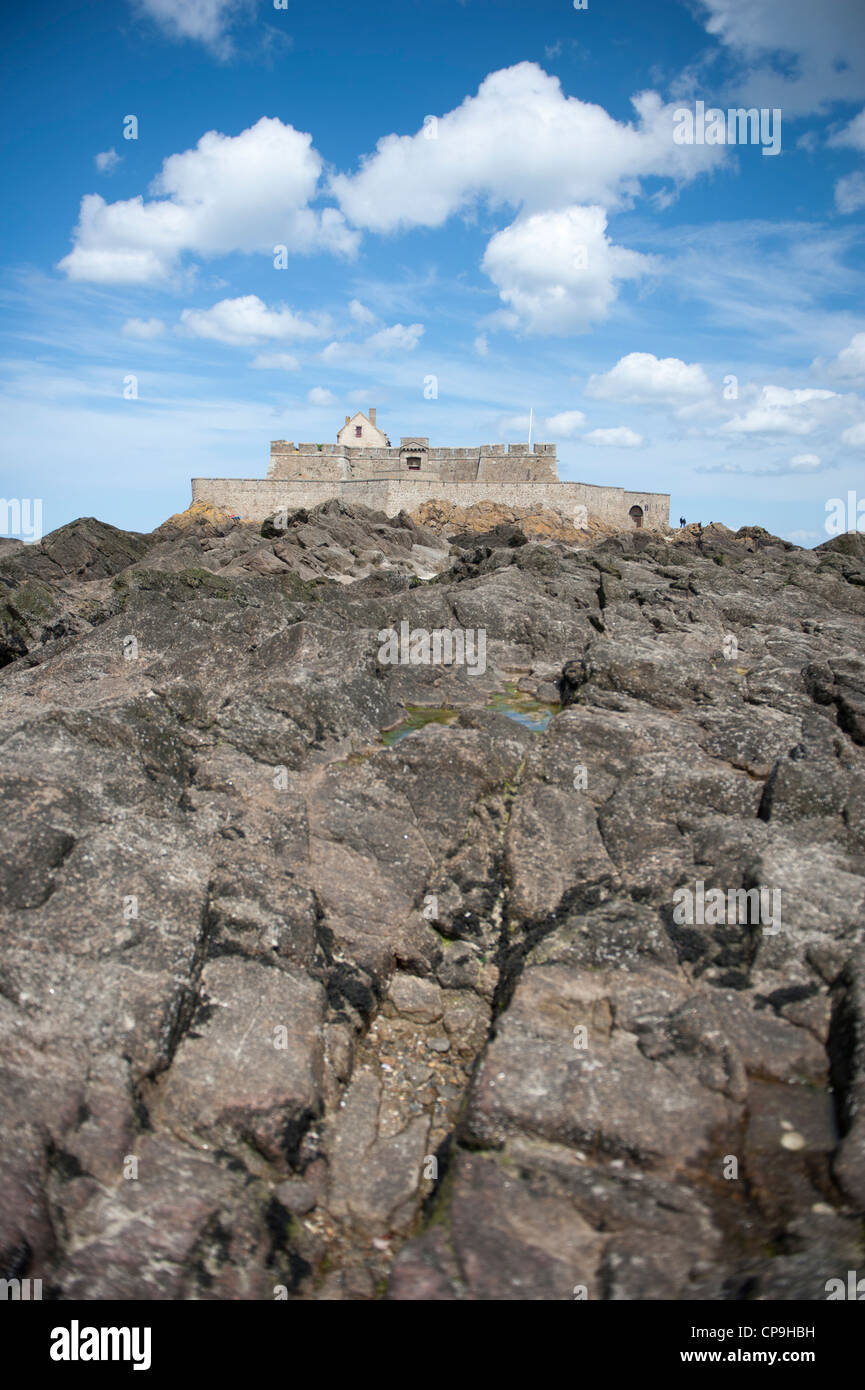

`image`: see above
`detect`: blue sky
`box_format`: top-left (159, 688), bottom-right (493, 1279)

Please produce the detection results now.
top-left (2, 0), bottom-right (864, 543)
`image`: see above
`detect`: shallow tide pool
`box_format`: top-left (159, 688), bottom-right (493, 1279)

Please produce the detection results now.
top-left (381, 706), bottom-right (460, 746)
top-left (382, 687), bottom-right (559, 746)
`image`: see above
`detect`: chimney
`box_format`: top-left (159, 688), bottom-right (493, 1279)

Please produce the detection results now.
top-left (345, 415), bottom-right (350, 425)
top-left (369, 407), bottom-right (376, 425)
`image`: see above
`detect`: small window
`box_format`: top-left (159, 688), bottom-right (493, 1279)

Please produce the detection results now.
top-left (355, 425), bottom-right (363, 437)
top-left (407, 456), bottom-right (421, 470)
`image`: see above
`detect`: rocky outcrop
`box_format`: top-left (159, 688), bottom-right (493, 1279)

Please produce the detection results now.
top-left (0, 506), bottom-right (863, 1300)
top-left (410, 497), bottom-right (617, 544)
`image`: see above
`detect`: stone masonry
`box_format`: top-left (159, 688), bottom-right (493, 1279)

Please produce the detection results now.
top-left (191, 409), bottom-right (670, 530)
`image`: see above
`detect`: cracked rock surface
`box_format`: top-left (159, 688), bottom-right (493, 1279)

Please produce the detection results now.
top-left (1, 503), bottom-right (864, 1299)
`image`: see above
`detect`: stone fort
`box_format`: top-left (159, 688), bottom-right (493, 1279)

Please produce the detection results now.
top-left (191, 408), bottom-right (670, 530)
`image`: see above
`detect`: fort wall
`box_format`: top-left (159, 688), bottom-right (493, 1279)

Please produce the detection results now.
top-left (194, 417), bottom-right (669, 530)
top-left (191, 476), bottom-right (670, 529)
top-left (267, 441), bottom-right (559, 484)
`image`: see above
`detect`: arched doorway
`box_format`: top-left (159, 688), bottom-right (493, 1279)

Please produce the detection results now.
top-left (629, 504), bottom-right (644, 529)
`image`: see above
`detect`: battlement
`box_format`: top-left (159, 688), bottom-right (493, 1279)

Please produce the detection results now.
top-left (199, 410), bottom-right (669, 532)
top-left (268, 436), bottom-right (559, 483)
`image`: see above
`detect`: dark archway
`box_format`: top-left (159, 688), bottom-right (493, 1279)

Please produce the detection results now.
top-left (629, 504), bottom-right (644, 529)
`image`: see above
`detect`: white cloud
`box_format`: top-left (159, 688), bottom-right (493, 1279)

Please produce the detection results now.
top-left (694, 0), bottom-right (865, 115)
top-left (481, 206), bottom-right (653, 334)
top-left (544, 410), bottom-right (586, 437)
top-left (723, 385), bottom-right (839, 434)
top-left (723, 409), bottom-right (811, 435)
top-left (584, 426), bottom-right (644, 447)
top-left (180, 295), bottom-right (329, 346)
top-left (474, 333), bottom-right (489, 357)
top-left (322, 321), bottom-right (424, 360)
top-left (586, 351), bottom-right (712, 402)
top-left (842, 421), bottom-right (865, 446)
top-left (348, 299), bottom-right (378, 326)
top-left (823, 332), bottom-right (865, 382)
top-left (134, 0), bottom-right (245, 57)
top-left (95, 148), bottom-right (122, 174)
top-left (59, 117), bottom-right (358, 284)
top-left (366, 322), bottom-right (424, 352)
top-left (698, 453), bottom-right (827, 475)
top-left (308, 386), bottom-right (336, 404)
top-left (835, 172), bottom-right (865, 215)
top-left (332, 63), bottom-right (725, 234)
top-left (828, 108), bottom-right (865, 153)
top-left (122, 316), bottom-right (165, 339)
top-left (251, 353), bottom-right (300, 371)
top-left (760, 386), bottom-right (837, 407)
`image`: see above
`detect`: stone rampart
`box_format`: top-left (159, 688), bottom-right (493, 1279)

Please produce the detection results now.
top-left (191, 477), bottom-right (670, 529)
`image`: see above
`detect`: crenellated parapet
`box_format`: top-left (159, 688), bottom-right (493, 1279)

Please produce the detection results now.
top-left (268, 436), bottom-right (559, 483)
top-left (211, 411), bottom-right (668, 530)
